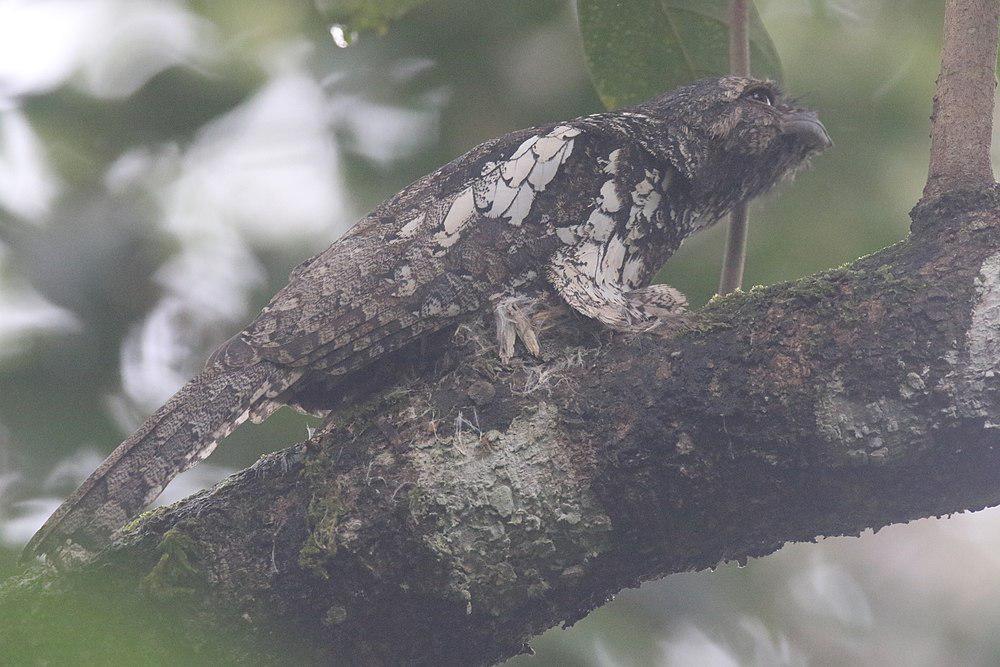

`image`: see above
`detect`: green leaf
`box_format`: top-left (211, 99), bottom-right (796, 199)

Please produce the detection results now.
top-left (315, 0), bottom-right (430, 33)
top-left (577, 0), bottom-right (783, 109)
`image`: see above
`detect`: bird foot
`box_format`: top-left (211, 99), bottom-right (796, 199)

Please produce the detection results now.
top-left (495, 295), bottom-right (543, 363)
top-left (622, 283), bottom-right (692, 337)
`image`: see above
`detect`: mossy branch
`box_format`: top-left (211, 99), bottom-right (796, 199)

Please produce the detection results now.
top-left (4, 187), bottom-right (1000, 665)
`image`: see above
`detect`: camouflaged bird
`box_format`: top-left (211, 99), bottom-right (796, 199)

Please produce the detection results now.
top-left (24, 76), bottom-right (830, 563)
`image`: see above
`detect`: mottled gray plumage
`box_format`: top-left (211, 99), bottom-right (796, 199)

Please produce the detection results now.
top-left (24, 76), bottom-right (830, 563)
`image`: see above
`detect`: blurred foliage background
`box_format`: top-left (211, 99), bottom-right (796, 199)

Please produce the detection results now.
top-left (1, 0), bottom-right (999, 664)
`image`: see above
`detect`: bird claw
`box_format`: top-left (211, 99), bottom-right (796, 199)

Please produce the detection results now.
top-left (495, 296), bottom-right (543, 363)
top-left (625, 283), bottom-right (692, 337)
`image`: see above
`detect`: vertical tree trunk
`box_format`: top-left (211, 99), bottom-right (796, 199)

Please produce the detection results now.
top-left (923, 0), bottom-right (1000, 200)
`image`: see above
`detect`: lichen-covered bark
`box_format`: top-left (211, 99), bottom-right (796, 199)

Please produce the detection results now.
top-left (3, 187), bottom-right (1000, 665)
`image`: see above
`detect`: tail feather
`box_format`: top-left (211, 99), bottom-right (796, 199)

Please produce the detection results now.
top-left (21, 361), bottom-right (295, 563)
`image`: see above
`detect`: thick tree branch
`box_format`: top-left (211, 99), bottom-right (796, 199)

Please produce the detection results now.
top-left (4, 187), bottom-right (1000, 664)
top-left (923, 0), bottom-right (999, 199)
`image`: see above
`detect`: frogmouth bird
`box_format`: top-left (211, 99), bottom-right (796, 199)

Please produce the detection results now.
top-left (24, 76), bottom-right (831, 563)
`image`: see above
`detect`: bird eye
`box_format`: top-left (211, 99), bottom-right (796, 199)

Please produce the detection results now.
top-left (745, 88), bottom-right (775, 106)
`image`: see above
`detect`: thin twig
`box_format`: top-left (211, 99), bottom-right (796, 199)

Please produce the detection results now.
top-left (719, 202), bottom-right (749, 294)
top-left (718, 0), bottom-right (752, 295)
top-left (728, 0), bottom-right (750, 77)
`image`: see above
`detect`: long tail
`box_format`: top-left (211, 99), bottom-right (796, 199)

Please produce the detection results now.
top-left (21, 361), bottom-right (295, 562)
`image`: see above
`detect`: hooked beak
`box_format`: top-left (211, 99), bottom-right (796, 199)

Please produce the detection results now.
top-left (780, 110), bottom-right (833, 151)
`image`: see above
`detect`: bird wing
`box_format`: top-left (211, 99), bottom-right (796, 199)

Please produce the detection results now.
top-left (212, 124), bottom-right (589, 374)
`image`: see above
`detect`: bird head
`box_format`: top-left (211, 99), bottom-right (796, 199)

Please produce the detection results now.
top-left (641, 76), bottom-right (832, 217)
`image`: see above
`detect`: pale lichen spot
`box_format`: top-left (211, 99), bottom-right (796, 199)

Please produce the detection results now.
top-left (585, 209), bottom-right (616, 243)
top-left (526, 153), bottom-right (563, 190)
top-left (430, 124), bottom-right (582, 252)
top-left (600, 237), bottom-right (627, 278)
top-left (433, 187), bottom-right (477, 249)
top-left (603, 149), bottom-right (621, 175)
top-left (443, 187), bottom-right (476, 235)
top-left (481, 167), bottom-right (518, 217)
top-left (509, 135), bottom-right (538, 160)
top-left (432, 231), bottom-right (460, 250)
top-left (631, 175), bottom-right (656, 204)
top-left (504, 182), bottom-right (536, 227)
top-left (532, 136), bottom-right (568, 161)
top-left (475, 124), bottom-right (580, 226)
top-left (642, 189), bottom-right (661, 220)
top-left (966, 251), bottom-right (1000, 398)
top-left (599, 179), bottom-right (622, 213)
top-left (555, 225), bottom-right (578, 245)
top-left (397, 212), bottom-right (426, 239)
top-left (501, 152), bottom-right (535, 188)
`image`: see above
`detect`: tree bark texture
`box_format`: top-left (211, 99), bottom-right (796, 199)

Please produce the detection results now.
top-left (4, 187), bottom-right (1000, 665)
top-left (924, 0), bottom-right (1000, 199)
